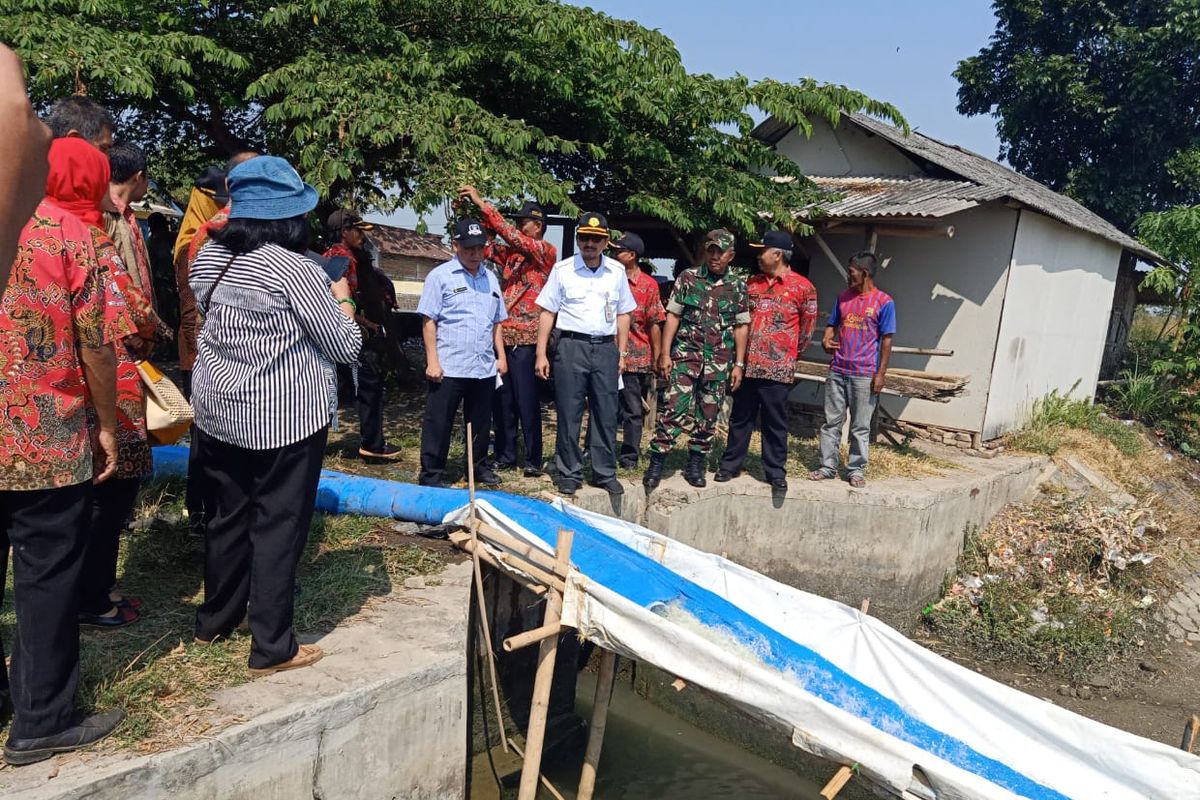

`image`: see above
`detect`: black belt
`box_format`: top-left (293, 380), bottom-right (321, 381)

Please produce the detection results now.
top-left (559, 330), bottom-right (614, 343)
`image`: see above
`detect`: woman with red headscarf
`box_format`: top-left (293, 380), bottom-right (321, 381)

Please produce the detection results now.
top-left (44, 136), bottom-right (160, 630)
top-left (0, 136), bottom-right (127, 765)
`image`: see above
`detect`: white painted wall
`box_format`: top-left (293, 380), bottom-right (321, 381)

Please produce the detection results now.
top-left (790, 203), bottom-right (1018, 433)
top-left (773, 119), bottom-right (922, 177)
top-left (982, 212), bottom-right (1123, 439)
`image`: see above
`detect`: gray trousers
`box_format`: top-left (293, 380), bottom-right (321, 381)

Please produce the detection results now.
top-left (554, 336), bottom-right (619, 486)
top-left (819, 371), bottom-right (877, 477)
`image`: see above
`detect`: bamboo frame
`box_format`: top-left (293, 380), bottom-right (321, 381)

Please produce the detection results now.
top-left (503, 622), bottom-right (566, 653)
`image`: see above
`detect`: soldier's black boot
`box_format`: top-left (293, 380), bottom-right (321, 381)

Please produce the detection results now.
top-left (642, 452), bottom-right (667, 490)
top-left (684, 451), bottom-right (707, 488)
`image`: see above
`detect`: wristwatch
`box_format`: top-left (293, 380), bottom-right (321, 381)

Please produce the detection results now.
top-left (734, 361), bottom-right (745, 369)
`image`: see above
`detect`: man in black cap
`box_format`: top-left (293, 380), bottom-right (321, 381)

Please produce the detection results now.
top-left (534, 212), bottom-right (636, 495)
top-left (325, 210), bottom-right (401, 461)
top-left (716, 230), bottom-right (818, 493)
top-left (610, 232), bottom-right (666, 467)
top-left (457, 185), bottom-right (557, 477)
top-left (416, 219), bottom-right (508, 486)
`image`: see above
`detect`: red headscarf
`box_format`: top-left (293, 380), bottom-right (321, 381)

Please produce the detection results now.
top-left (44, 137), bottom-right (110, 229)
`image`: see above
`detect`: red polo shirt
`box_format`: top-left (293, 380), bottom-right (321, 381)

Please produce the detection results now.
top-left (624, 267), bottom-right (666, 373)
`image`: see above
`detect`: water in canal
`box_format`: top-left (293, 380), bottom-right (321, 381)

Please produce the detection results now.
top-left (534, 669), bottom-right (823, 799)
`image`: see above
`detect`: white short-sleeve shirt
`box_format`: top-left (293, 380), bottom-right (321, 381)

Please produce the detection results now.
top-left (535, 254), bottom-right (637, 336)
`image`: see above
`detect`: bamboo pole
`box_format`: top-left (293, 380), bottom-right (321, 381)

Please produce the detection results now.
top-left (516, 528), bottom-right (574, 800)
top-left (466, 424), bottom-right (509, 753)
top-left (450, 534), bottom-right (548, 596)
top-left (577, 649), bottom-right (618, 800)
top-left (504, 622), bottom-right (565, 652)
top-left (508, 740), bottom-right (568, 800)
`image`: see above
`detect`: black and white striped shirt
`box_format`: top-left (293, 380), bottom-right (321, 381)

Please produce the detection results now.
top-left (190, 242), bottom-right (362, 450)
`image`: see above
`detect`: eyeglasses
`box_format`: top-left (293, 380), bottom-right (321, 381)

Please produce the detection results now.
top-left (578, 234), bottom-right (607, 243)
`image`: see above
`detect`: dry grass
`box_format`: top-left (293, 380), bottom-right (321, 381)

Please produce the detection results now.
top-left (0, 478), bottom-right (446, 754)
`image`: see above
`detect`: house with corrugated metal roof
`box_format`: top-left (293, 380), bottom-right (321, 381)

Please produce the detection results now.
top-left (752, 112), bottom-right (1160, 443)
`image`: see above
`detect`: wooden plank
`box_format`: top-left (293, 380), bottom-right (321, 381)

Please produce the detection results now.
top-left (820, 765), bottom-right (854, 799)
top-left (1182, 714), bottom-right (1200, 753)
top-left (795, 361), bottom-right (968, 402)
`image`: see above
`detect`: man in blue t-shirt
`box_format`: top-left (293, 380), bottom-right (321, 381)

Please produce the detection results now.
top-left (809, 250), bottom-right (895, 488)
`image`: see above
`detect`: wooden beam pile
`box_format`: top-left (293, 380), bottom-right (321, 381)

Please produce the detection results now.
top-left (795, 360), bottom-right (969, 403)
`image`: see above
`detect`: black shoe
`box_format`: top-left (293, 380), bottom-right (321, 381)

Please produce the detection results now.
top-left (642, 453), bottom-right (667, 490)
top-left (683, 451), bottom-right (707, 488)
top-left (589, 477), bottom-right (625, 495)
top-left (359, 443), bottom-right (402, 461)
top-left (418, 478), bottom-right (446, 489)
top-left (491, 461), bottom-right (517, 472)
top-left (523, 466), bottom-right (543, 478)
top-left (4, 707), bottom-right (125, 766)
top-left (618, 458), bottom-right (638, 470)
top-left (714, 468), bottom-right (738, 483)
top-left (770, 477), bottom-right (789, 493)
top-left (476, 468), bottom-right (502, 487)
top-left (555, 479), bottom-right (579, 496)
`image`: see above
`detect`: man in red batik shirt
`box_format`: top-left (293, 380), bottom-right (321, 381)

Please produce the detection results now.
top-left (717, 230), bottom-right (818, 494)
top-left (611, 232), bottom-right (665, 468)
top-left (458, 184), bottom-right (557, 477)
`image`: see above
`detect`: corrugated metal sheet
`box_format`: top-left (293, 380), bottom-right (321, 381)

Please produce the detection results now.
top-left (751, 114), bottom-right (1161, 262)
top-left (806, 176), bottom-right (1001, 220)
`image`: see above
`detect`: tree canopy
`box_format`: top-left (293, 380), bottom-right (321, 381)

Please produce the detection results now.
top-left (2, 0), bottom-right (905, 237)
top-left (955, 0), bottom-right (1200, 231)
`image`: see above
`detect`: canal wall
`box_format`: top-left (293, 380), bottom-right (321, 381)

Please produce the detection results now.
top-left (2, 562), bottom-right (473, 800)
top-left (569, 450), bottom-right (1045, 628)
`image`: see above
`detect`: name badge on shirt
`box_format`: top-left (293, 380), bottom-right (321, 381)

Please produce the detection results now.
top-left (453, 286), bottom-right (468, 294)
top-left (604, 293), bottom-right (615, 323)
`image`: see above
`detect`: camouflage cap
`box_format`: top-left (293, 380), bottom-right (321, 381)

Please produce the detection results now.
top-left (704, 228), bottom-right (736, 252)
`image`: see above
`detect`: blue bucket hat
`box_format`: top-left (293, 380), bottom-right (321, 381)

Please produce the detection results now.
top-left (227, 155), bottom-right (318, 220)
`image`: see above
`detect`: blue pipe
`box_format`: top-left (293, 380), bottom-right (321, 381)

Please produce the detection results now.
top-left (151, 444), bottom-right (469, 525)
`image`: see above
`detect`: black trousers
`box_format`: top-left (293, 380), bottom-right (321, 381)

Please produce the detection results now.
top-left (339, 351), bottom-right (386, 453)
top-left (554, 337), bottom-right (619, 486)
top-left (492, 345), bottom-right (542, 469)
top-left (720, 378), bottom-right (793, 481)
top-left (193, 426), bottom-right (327, 669)
top-left (0, 482), bottom-right (90, 738)
top-left (420, 376), bottom-right (494, 486)
top-left (78, 477), bottom-right (141, 615)
top-left (618, 372), bottom-right (654, 466)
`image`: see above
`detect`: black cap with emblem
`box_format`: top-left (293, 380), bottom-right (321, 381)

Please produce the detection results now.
top-left (511, 200), bottom-right (546, 224)
top-left (453, 218), bottom-right (488, 248)
top-left (576, 211), bottom-right (610, 237)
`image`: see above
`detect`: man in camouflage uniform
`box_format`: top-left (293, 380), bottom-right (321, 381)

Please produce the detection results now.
top-left (643, 229), bottom-right (749, 489)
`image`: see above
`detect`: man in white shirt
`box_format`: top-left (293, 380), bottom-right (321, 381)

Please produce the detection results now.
top-left (535, 212), bottom-right (636, 496)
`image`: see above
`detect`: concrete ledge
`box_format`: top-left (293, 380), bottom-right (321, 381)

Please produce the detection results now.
top-left (568, 451), bottom-right (1046, 628)
top-left (3, 562), bottom-right (473, 800)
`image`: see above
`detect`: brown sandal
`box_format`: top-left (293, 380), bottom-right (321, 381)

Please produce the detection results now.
top-left (249, 643), bottom-right (324, 676)
top-left (848, 474), bottom-right (867, 489)
top-left (808, 469), bottom-right (835, 481)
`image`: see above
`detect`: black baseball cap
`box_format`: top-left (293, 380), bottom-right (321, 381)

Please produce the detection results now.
top-left (750, 230), bottom-right (793, 250)
top-left (611, 231), bottom-right (645, 258)
top-left (512, 200), bottom-right (546, 224)
top-left (576, 211), bottom-right (610, 237)
top-left (194, 166), bottom-right (229, 205)
top-left (327, 209), bottom-right (375, 232)
top-left (454, 218), bottom-right (488, 247)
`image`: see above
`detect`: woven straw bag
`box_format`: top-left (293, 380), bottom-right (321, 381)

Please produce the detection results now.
top-left (137, 360), bottom-right (194, 445)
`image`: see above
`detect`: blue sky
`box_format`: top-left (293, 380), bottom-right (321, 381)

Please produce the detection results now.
top-left (372, 0), bottom-right (1002, 234)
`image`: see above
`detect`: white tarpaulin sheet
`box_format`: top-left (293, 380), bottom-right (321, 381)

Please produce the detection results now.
top-left (445, 494), bottom-right (1200, 799)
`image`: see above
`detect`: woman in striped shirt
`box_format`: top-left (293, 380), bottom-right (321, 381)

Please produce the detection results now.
top-left (189, 156), bottom-right (361, 676)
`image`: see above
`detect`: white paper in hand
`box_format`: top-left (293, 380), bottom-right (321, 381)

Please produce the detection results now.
top-left (618, 374), bottom-right (624, 390)
top-left (496, 374), bottom-right (504, 388)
